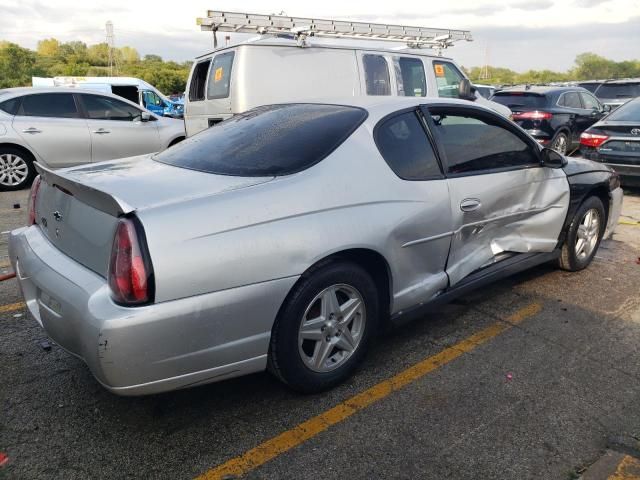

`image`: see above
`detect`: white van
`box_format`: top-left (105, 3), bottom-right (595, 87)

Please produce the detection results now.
top-left (185, 29), bottom-right (511, 136)
top-left (32, 76), bottom-right (184, 118)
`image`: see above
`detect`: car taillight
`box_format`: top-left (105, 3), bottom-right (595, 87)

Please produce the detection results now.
top-left (580, 132), bottom-right (609, 148)
top-left (512, 111), bottom-right (553, 120)
top-left (108, 218), bottom-right (153, 305)
top-left (28, 175), bottom-right (42, 226)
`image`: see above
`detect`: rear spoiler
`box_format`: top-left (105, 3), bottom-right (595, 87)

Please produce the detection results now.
top-left (35, 163), bottom-right (134, 217)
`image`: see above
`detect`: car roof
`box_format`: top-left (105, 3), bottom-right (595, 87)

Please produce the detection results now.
top-left (195, 36), bottom-right (454, 61)
top-left (495, 85), bottom-right (589, 95)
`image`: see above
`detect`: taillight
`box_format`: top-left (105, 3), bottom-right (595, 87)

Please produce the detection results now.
top-left (108, 218), bottom-right (154, 305)
top-left (28, 175), bottom-right (42, 226)
top-left (580, 132), bottom-right (609, 148)
top-left (512, 111), bottom-right (553, 121)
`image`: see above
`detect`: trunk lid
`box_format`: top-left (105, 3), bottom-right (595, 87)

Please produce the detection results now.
top-left (34, 156), bottom-right (274, 277)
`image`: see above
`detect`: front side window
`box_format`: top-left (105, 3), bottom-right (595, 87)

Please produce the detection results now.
top-left (375, 110), bottom-right (441, 180)
top-left (560, 92), bottom-right (582, 109)
top-left (189, 59), bottom-right (211, 102)
top-left (142, 91), bottom-right (163, 107)
top-left (428, 108), bottom-right (539, 174)
top-left (432, 61), bottom-right (465, 99)
top-left (580, 92), bottom-right (601, 110)
top-left (19, 93), bottom-right (79, 118)
top-left (154, 104), bottom-right (367, 176)
top-left (81, 94), bottom-right (144, 121)
top-left (207, 51), bottom-right (234, 99)
top-left (363, 54), bottom-right (391, 96)
top-left (395, 57), bottom-right (426, 97)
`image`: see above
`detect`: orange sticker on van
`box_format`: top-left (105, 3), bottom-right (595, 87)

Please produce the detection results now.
top-left (214, 67), bottom-right (223, 82)
top-left (434, 64), bottom-right (445, 77)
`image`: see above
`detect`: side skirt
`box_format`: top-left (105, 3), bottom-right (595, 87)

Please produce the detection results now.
top-left (390, 250), bottom-right (560, 327)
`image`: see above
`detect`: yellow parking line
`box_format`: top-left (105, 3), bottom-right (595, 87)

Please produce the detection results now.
top-left (195, 302), bottom-right (542, 480)
top-left (608, 455), bottom-right (640, 480)
top-left (0, 302), bottom-right (26, 314)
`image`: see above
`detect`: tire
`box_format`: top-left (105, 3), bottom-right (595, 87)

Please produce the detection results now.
top-left (0, 146), bottom-right (36, 191)
top-left (268, 261), bottom-right (380, 393)
top-left (558, 196), bottom-right (606, 271)
top-left (551, 132), bottom-right (569, 155)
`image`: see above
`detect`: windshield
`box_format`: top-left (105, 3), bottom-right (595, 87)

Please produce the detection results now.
top-left (154, 104), bottom-right (367, 176)
top-left (595, 83), bottom-right (640, 99)
top-left (606, 98), bottom-right (640, 121)
top-left (491, 92), bottom-right (547, 109)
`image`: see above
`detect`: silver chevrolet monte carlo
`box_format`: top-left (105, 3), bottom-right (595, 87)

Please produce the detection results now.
top-left (9, 97), bottom-right (623, 395)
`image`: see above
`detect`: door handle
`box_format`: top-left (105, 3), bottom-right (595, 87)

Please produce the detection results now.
top-left (22, 128), bottom-right (42, 134)
top-left (460, 198), bottom-right (482, 212)
top-left (93, 129), bottom-right (111, 134)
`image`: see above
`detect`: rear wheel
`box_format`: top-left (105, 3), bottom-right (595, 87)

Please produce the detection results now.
top-left (559, 196), bottom-right (606, 271)
top-left (0, 147), bottom-right (36, 191)
top-left (268, 261), bottom-right (379, 393)
top-left (551, 132), bottom-right (568, 155)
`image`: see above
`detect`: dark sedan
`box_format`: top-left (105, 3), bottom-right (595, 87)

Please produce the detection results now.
top-left (580, 96), bottom-right (640, 186)
top-left (492, 86), bottom-right (609, 155)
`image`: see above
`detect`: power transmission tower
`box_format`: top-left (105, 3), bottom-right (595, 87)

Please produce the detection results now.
top-left (480, 43), bottom-right (490, 81)
top-left (106, 21), bottom-right (115, 75)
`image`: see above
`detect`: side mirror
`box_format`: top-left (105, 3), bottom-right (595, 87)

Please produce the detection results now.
top-left (602, 104), bottom-right (611, 113)
top-left (140, 111), bottom-right (152, 122)
top-left (458, 79), bottom-right (476, 101)
top-left (541, 147), bottom-right (568, 168)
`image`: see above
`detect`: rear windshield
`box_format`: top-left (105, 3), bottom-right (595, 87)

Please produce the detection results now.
top-left (578, 83), bottom-right (601, 93)
top-left (595, 83), bottom-right (640, 99)
top-left (491, 92), bottom-right (547, 109)
top-left (154, 104), bottom-right (367, 176)
top-left (606, 98), bottom-right (640, 121)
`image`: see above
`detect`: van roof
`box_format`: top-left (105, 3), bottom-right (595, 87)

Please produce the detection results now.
top-left (195, 36), bottom-right (454, 60)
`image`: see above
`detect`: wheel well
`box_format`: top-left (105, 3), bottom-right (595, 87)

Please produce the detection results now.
top-left (300, 249), bottom-right (392, 322)
top-left (0, 142), bottom-right (35, 160)
top-left (586, 185), bottom-right (611, 222)
top-left (168, 136), bottom-right (185, 147)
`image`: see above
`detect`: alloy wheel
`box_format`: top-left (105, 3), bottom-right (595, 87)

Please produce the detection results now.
top-left (575, 208), bottom-right (600, 260)
top-left (0, 153), bottom-right (29, 187)
top-left (297, 284), bottom-right (366, 373)
top-left (552, 134), bottom-right (568, 155)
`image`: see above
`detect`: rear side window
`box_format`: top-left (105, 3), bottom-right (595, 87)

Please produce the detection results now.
top-left (189, 59), bottom-right (211, 102)
top-left (492, 92), bottom-right (547, 109)
top-left (375, 111), bottom-right (441, 180)
top-left (432, 61), bottom-right (465, 99)
top-left (207, 51), bottom-right (234, 99)
top-left (0, 97), bottom-right (20, 115)
top-left (559, 92), bottom-right (582, 109)
top-left (606, 98), bottom-right (640, 121)
top-left (18, 93), bottom-right (79, 118)
top-left (80, 94), bottom-right (144, 121)
top-left (363, 55), bottom-right (391, 96)
top-left (395, 57), bottom-right (426, 97)
top-left (428, 109), bottom-right (538, 174)
top-left (154, 104), bottom-right (367, 176)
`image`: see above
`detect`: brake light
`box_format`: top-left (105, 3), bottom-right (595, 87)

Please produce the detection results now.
top-left (108, 218), bottom-right (153, 305)
top-left (28, 175), bottom-right (42, 226)
top-left (512, 111), bottom-right (553, 120)
top-left (580, 132), bottom-right (609, 148)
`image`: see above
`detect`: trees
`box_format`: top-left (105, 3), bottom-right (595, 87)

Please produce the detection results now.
top-left (0, 42), bottom-right (37, 89)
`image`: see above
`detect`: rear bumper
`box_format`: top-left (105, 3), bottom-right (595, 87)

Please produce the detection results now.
top-left (9, 225), bottom-right (298, 395)
top-left (605, 163), bottom-right (640, 185)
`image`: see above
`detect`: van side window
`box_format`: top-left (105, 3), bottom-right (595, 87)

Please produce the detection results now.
top-left (189, 60), bottom-right (211, 102)
top-left (395, 58), bottom-right (426, 97)
top-left (433, 61), bottom-right (465, 99)
top-left (207, 51), bottom-right (235, 99)
top-left (363, 54), bottom-right (391, 96)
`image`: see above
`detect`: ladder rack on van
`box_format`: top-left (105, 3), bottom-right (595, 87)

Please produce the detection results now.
top-left (197, 11), bottom-right (472, 50)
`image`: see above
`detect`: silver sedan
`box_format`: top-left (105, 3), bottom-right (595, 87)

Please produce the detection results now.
top-left (9, 97), bottom-right (623, 395)
top-left (0, 87), bottom-right (186, 191)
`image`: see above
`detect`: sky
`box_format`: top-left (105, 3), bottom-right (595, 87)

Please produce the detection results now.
top-left (0, 0), bottom-right (639, 71)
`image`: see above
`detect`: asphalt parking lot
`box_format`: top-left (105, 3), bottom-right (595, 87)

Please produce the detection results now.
top-left (1, 187), bottom-right (640, 480)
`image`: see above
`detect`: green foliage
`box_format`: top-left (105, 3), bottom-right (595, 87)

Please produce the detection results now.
top-left (0, 38), bottom-right (191, 94)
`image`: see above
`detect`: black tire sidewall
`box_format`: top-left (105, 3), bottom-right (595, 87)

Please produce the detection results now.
top-left (0, 147), bottom-right (36, 191)
top-left (270, 261), bottom-right (380, 393)
top-left (563, 196), bottom-right (606, 271)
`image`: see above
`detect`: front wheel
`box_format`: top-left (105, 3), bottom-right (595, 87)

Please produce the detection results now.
top-left (559, 196), bottom-right (606, 271)
top-left (268, 261), bottom-right (379, 393)
top-left (0, 147), bottom-right (36, 191)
